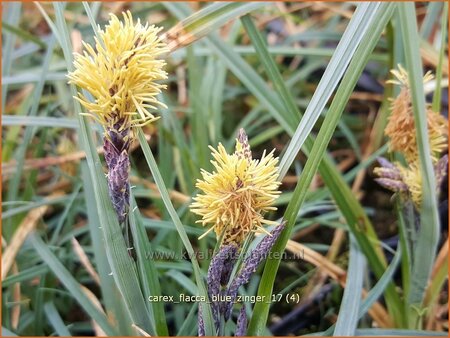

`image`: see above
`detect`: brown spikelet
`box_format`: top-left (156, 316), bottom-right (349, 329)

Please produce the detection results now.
top-left (385, 66), bottom-right (448, 163)
top-left (385, 87), bottom-right (416, 159)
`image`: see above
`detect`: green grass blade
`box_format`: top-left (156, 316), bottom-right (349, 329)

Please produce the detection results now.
top-left (358, 246), bottom-right (401, 318)
top-left (169, 45), bottom-right (387, 61)
top-left (186, 46), bottom-right (210, 172)
top-left (273, 2), bottom-right (381, 178)
top-left (137, 128), bottom-right (215, 336)
top-left (2, 264), bottom-right (48, 288)
top-left (1, 21), bottom-right (47, 50)
top-left (176, 303), bottom-right (199, 336)
top-left (246, 4), bottom-right (402, 334)
top-left (399, 2), bottom-right (441, 315)
top-left (81, 163), bottom-right (134, 335)
top-left (323, 244), bottom-right (402, 335)
top-left (49, 184), bottom-right (82, 244)
top-left (82, 2), bottom-right (102, 43)
top-left (2, 327), bottom-right (17, 336)
top-left (43, 302), bottom-right (72, 336)
top-left (311, 328), bottom-right (446, 336)
top-left (424, 252), bottom-right (448, 308)
top-left (396, 199), bottom-right (413, 302)
top-left (4, 36), bottom-right (56, 239)
top-left (354, 329), bottom-right (446, 336)
top-left (338, 120), bottom-right (363, 160)
top-left (30, 233), bottom-right (117, 335)
top-left (167, 270), bottom-right (199, 295)
top-left (164, 2), bottom-right (266, 51)
top-left (2, 2), bottom-right (22, 112)
top-left (206, 37), bottom-right (296, 132)
top-left (333, 236), bottom-right (366, 336)
top-left (1, 116), bottom-right (79, 129)
top-left (419, 2), bottom-right (443, 40)
top-left (129, 196), bottom-right (169, 336)
top-left (431, 3), bottom-right (448, 112)
top-left (2, 196), bottom-right (70, 220)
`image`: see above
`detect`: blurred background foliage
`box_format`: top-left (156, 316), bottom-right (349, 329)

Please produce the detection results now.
top-left (1, 2), bottom-right (448, 336)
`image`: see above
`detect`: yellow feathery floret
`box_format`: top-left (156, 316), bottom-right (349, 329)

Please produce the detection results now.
top-left (385, 65), bottom-right (448, 163)
top-left (67, 11), bottom-right (168, 130)
top-left (397, 162), bottom-right (422, 207)
top-left (191, 132), bottom-right (281, 246)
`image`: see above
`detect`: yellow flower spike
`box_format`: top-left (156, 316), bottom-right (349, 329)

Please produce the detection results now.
top-left (67, 12), bottom-right (168, 248)
top-left (67, 11), bottom-right (168, 132)
top-left (385, 65), bottom-right (448, 163)
top-left (191, 129), bottom-right (281, 247)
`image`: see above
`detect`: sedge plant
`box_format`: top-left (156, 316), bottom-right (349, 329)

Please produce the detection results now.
top-left (191, 129), bottom-right (285, 336)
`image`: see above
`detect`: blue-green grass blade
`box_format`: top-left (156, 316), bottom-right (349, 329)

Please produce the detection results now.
top-left (4, 36), bottom-right (56, 240)
top-left (399, 2), bottom-right (442, 319)
top-left (1, 116), bottom-right (78, 129)
top-left (129, 196), bottom-right (169, 336)
top-left (323, 245), bottom-right (402, 335)
top-left (176, 302), bottom-right (199, 336)
top-left (164, 2), bottom-right (267, 52)
top-left (275, 2), bottom-right (381, 178)
top-left (81, 163), bottom-right (134, 335)
top-left (30, 233), bottom-right (117, 335)
top-left (420, 2), bottom-right (443, 40)
top-left (354, 328), bottom-right (446, 336)
top-left (2, 2), bottom-right (22, 112)
top-left (431, 3), bottom-right (448, 112)
top-left (43, 302), bottom-right (72, 336)
top-left (2, 327), bottom-right (17, 336)
top-left (358, 246), bottom-right (401, 318)
top-left (333, 236), bottom-right (366, 336)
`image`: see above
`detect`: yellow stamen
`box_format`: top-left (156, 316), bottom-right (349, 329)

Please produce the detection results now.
top-left (68, 11), bottom-right (168, 133)
top-left (191, 131), bottom-right (281, 247)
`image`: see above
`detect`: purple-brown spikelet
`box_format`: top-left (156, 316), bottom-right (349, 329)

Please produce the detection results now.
top-left (198, 303), bottom-right (205, 336)
top-left (374, 157), bottom-right (402, 180)
top-left (435, 154), bottom-right (448, 188)
top-left (103, 124), bottom-right (131, 224)
top-left (207, 245), bottom-right (238, 296)
top-left (220, 246), bottom-right (239, 286)
top-left (373, 157), bottom-right (408, 193)
top-left (235, 306), bottom-right (248, 336)
top-left (374, 178), bottom-right (408, 192)
top-left (376, 156), bottom-right (396, 169)
top-left (224, 222), bottom-right (285, 319)
top-left (207, 244), bottom-right (238, 326)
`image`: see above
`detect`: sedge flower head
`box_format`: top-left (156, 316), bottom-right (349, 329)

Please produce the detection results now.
top-left (191, 129), bottom-right (281, 247)
top-left (385, 65), bottom-right (448, 163)
top-left (67, 11), bottom-right (168, 134)
top-left (374, 156), bottom-right (448, 208)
